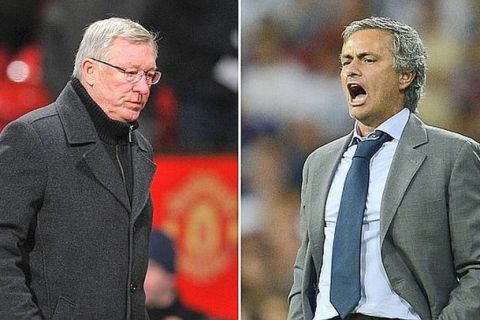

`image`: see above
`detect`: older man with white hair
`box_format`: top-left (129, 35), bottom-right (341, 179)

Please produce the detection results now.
top-left (0, 17), bottom-right (160, 319)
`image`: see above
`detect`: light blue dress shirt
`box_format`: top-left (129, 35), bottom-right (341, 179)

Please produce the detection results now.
top-left (314, 108), bottom-right (421, 320)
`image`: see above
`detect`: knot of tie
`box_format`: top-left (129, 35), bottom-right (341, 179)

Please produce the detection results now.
top-left (353, 131), bottom-right (393, 160)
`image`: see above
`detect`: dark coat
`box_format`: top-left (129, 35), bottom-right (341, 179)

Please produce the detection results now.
top-left (0, 82), bottom-right (157, 319)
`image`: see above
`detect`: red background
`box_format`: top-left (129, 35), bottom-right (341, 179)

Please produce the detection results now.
top-left (151, 155), bottom-right (238, 320)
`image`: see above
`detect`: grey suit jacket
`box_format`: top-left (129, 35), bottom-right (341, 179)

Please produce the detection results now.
top-left (0, 82), bottom-right (156, 319)
top-left (288, 113), bottom-right (480, 320)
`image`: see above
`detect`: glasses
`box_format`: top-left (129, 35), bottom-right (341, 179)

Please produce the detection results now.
top-left (90, 58), bottom-right (162, 85)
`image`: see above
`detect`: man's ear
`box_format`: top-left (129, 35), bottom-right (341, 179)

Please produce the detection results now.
top-left (399, 70), bottom-right (415, 90)
top-left (81, 59), bottom-right (96, 86)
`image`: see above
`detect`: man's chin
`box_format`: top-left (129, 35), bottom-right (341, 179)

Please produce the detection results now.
top-left (349, 106), bottom-right (369, 121)
top-left (122, 110), bottom-right (141, 123)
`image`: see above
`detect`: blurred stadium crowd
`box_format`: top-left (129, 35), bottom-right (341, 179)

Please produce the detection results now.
top-left (241, 0), bottom-right (480, 319)
top-left (0, 0), bottom-right (237, 154)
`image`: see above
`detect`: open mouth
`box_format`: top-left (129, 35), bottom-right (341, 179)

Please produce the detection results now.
top-left (347, 83), bottom-right (367, 105)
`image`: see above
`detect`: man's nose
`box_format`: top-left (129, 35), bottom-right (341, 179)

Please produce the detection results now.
top-left (133, 76), bottom-right (150, 94)
top-left (344, 60), bottom-right (361, 77)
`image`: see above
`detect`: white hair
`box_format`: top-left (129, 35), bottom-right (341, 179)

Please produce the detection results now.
top-left (72, 17), bottom-right (158, 78)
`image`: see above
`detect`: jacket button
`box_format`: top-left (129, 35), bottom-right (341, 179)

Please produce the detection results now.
top-left (129, 282), bottom-right (137, 292)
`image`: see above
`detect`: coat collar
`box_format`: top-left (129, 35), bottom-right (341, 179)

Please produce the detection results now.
top-left (55, 81), bottom-right (156, 218)
top-left (56, 81), bottom-right (98, 145)
top-left (55, 81), bottom-right (151, 152)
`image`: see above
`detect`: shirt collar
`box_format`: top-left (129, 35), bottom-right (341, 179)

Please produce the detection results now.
top-left (350, 108), bottom-right (410, 146)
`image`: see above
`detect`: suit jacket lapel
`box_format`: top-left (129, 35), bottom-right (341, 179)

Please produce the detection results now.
top-left (308, 133), bottom-right (352, 271)
top-left (380, 113), bottom-right (428, 244)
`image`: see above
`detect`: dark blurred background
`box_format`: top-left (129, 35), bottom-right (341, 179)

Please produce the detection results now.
top-left (241, 1), bottom-right (480, 319)
top-left (0, 1), bottom-right (238, 319)
top-left (0, 0), bottom-right (238, 154)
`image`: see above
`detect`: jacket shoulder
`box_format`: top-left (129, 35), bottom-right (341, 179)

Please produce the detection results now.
top-left (1, 103), bottom-right (61, 142)
top-left (15, 103), bottom-right (58, 126)
top-left (424, 124), bottom-right (478, 146)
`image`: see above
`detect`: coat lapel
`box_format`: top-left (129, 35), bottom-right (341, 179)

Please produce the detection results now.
top-left (130, 138), bottom-right (156, 221)
top-left (380, 114), bottom-right (428, 244)
top-left (82, 144), bottom-right (131, 211)
top-left (55, 82), bottom-right (132, 212)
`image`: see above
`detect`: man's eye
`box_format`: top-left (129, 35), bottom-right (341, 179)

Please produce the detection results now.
top-left (341, 61), bottom-right (351, 66)
top-left (125, 70), bottom-right (138, 77)
top-left (364, 58), bottom-right (375, 64)
top-left (145, 72), bottom-right (155, 79)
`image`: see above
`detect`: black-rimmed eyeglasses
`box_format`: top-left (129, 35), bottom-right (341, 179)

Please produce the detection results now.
top-left (90, 58), bottom-right (162, 85)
